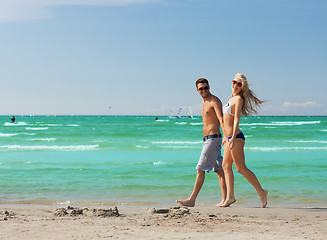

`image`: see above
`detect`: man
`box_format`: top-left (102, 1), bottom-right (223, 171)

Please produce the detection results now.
top-left (176, 78), bottom-right (227, 207)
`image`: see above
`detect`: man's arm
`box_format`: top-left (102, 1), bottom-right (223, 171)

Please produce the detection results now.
top-left (212, 98), bottom-right (227, 145)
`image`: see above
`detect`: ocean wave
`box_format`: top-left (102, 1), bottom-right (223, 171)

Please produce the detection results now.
top-left (29, 138), bottom-right (56, 142)
top-left (135, 145), bottom-right (150, 149)
top-left (38, 124), bottom-right (63, 127)
top-left (153, 161), bottom-right (169, 165)
top-left (66, 124), bottom-right (80, 127)
top-left (151, 140), bottom-right (202, 145)
top-left (288, 140), bottom-right (327, 144)
top-left (156, 120), bottom-right (169, 122)
top-left (241, 121), bottom-right (321, 127)
top-left (160, 145), bottom-right (198, 149)
top-left (0, 144), bottom-right (99, 151)
top-left (0, 133), bottom-right (19, 137)
top-left (25, 127), bottom-right (49, 130)
top-left (0, 132), bottom-right (36, 137)
top-left (175, 122), bottom-right (187, 125)
top-left (4, 122), bottom-right (28, 126)
top-left (190, 123), bottom-right (203, 126)
top-left (247, 146), bottom-right (327, 151)
top-left (56, 201), bottom-right (71, 205)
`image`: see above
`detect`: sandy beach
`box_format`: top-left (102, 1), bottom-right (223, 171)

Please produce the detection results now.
top-left (1, 204), bottom-right (326, 240)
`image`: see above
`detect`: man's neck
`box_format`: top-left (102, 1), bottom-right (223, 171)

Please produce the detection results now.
top-left (203, 93), bottom-right (212, 101)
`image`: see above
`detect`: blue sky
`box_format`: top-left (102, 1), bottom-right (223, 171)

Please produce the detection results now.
top-left (0, 0), bottom-right (326, 116)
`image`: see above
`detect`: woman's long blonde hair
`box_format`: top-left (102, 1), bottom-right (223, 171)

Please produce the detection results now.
top-left (234, 73), bottom-right (264, 116)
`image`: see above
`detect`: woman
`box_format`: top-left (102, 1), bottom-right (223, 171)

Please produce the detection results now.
top-left (221, 73), bottom-right (268, 208)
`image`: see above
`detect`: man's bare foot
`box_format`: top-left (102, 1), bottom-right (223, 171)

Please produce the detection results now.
top-left (216, 199), bottom-right (225, 207)
top-left (261, 190), bottom-right (268, 208)
top-left (221, 198), bottom-right (236, 207)
top-left (176, 199), bottom-right (195, 207)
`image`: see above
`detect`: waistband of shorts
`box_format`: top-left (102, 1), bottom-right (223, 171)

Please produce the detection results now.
top-left (203, 134), bottom-right (222, 142)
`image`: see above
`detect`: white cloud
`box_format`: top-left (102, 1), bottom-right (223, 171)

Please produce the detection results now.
top-left (0, 0), bottom-right (157, 22)
top-left (281, 101), bottom-right (323, 110)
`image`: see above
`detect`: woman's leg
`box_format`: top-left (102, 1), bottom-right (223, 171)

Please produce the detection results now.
top-left (215, 169), bottom-right (226, 207)
top-left (221, 146), bottom-right (236, 207)
top-left (230, 138), bottom-right (268, 208)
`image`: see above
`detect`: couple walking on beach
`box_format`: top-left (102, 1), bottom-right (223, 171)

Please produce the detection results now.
top-left (176, 74), bottom-right (268, 208)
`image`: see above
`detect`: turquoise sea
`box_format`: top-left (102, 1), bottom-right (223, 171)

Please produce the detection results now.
top-left (0, 115), bottom-right (326, 208)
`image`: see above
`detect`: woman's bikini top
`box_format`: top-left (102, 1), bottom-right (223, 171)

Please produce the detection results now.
top-left (223, 100), bottom-right (234, 116)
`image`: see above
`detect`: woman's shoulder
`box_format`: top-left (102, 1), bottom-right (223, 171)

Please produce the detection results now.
top-left (232, 95), bottom-right (243, 105)
top-left (232, 95), bottom-right (243, 101)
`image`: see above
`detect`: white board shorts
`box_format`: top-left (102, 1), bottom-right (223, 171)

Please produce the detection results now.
top-left (196, 137), bottom-right (223, 172)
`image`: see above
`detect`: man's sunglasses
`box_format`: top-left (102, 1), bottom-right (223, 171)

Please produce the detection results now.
top-left (198, 86), bottom-right (209, 91)
top-left (232, 80), bottom-right (242, 87)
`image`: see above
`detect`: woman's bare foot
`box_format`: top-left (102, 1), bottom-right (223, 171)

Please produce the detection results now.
top-left (260, 190), bottom-right (268, 208)
top-left (221, 198), bottom-right (236, 207)
top-left (216, 199), bottom-right (225, 207)
top-left (176, 199), bottom-right (195, 207)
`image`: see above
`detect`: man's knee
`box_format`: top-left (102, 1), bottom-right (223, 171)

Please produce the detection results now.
top-left (197, 170), bottom-right (205, 175)
top-left (215, 169), bottom-right (224, 176)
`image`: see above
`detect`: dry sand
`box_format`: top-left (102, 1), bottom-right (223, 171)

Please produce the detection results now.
top-left (0, 204), bottom-right (326, 240)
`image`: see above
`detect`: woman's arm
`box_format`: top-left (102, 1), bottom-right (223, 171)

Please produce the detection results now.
top-left (229, 96), bottom-right (243, 149)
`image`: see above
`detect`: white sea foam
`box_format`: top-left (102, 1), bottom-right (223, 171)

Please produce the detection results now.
top-left (156, 120), bottom-right (169, 122)
top-left (190, 123), bottom-right (203, 126)
top-left (161, 145), bottom-right (196, 149)
top-left (66, 124), bottom-right (80, 127)
top-left (0, 133), bottom-right (19, 137)
top-left (4, 122), bottom-right (28, 126)
top-left (25, 127), bottom-right (49, 130)
top-left (136, 145), bottom-right (150, 149)
top-left (57, 201), bottom-right (71, 205)
top-left (247, 146), bottom-right (327, 151)
top-left (175, 122), bottom-right (187, 125)
top-left (29, 138), bottom-right (56, 142)
top-left (288, 140), bottom-right (327, 144)
top-left (0, 144), bottom-right (99, 151)
top-left (240, 121), bottom-right (321, 127)
top-left (321, 130), bottom-right (327, 132)
top-left (1, 132), bottom-right (37, 136)
top-left (153, 161), bottom-right (168, 165)
top-left (38, 124), bottom-right (63, 127)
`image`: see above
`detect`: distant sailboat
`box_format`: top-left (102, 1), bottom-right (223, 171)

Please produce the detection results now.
top-left (189, 106), bottom-right (193, 119)
top-left (176, 107), bottom-right (183, 119)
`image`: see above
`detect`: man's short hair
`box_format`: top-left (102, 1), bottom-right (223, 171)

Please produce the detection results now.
top-left (196, 78), bottom-right (209, 88)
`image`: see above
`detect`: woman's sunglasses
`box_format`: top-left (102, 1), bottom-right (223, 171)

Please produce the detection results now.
top-left (232, 80), bottom-right (242, 87)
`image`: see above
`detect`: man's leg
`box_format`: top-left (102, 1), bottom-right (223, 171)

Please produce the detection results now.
top-left (176, 170), bottom-right (205, 207)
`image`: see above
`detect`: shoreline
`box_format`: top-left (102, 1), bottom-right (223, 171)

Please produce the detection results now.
top-left (1, 204), bottom-right (326, 240)
top-left (1, 197), bottom-right (326, 210)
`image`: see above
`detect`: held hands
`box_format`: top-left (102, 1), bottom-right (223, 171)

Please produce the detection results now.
top-left (222, 136), bottom-right (234, 149)
top-left (228, 137), bottom-right (235, 149)
top-left (222, 136), bottom-right (228, 146)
